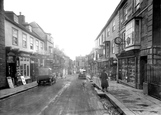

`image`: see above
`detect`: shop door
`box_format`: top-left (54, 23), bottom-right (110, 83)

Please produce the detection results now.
top-left (140, 56), bottom-right (147, 89)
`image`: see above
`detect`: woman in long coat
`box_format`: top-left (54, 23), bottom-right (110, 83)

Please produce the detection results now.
top-left (100, 69), bottom-right (109, 92)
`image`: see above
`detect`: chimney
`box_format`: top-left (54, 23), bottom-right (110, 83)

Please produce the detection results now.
top-left (18, 12), bottom-right (25, 25)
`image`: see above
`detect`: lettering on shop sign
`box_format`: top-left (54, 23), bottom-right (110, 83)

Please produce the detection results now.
top-left (20, 53), bottom-right (30, 57)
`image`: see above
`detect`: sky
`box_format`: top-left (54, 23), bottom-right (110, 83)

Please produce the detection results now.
top-left (4, 0), bottom-right (121, 60)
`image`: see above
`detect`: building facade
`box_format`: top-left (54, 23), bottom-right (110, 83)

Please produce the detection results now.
top-left (94, 5), bottom-right (119, 79)
top-left (4, 11), bottom-right (45, 87)
top-left (92, 0), bottom-right (161, 100)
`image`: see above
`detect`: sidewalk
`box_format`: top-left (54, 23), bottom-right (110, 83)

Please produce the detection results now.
top-left (0, 81), bottom-right (37, 99)
top-left (92, 76), bottom-right (161, 115)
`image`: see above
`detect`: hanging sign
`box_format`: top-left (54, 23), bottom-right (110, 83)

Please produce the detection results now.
top-left (114, 37), bottom-right (123, 45)
top-left (7, 77), bottom-right (14, 88)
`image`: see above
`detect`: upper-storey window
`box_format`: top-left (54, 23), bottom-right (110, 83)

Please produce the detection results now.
top-left (36, 40), bottom-right (39, 52)
top-left (22, 33), bottom-right (27, 48)
top-left (12, 28), bottom-right (18, 46)
top-left (40, 42), bottom-right (43, 50)
top-left (106, 28), bottom-right (110, 37)
top-left (49, 46), bottom-right (52, 54)
top-left (101, 34), bottom-right (103, 43)
top-left (112, 21), bottom-right (116, 32)
top-left (134, 0), bottom-right (141, 11)
top-left (124, 6), bottom-right (128, 21)
top-left (112, 40), bottom-right (115, 54)
top-left (30, 37), bottom-right (34, 50)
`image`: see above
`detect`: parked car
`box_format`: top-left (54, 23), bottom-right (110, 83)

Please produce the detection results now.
top-left (78, 69), bottom-right (86, 79)
top-left (37, 67), bottom-right (56, 86)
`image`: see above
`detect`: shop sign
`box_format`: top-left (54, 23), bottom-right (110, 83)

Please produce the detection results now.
top-left (20, 53), bottom-right (30, 57)
top-left (114, 37), bottom-right (122, 45)
top-left (7, 77), bottom-right (14, 88)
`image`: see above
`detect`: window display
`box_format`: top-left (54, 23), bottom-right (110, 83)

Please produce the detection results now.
top-left (119, 57), bottom-right (136, 85)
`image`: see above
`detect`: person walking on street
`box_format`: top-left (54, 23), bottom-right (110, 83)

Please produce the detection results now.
top-left (99, 69), bottom-right (109, 92)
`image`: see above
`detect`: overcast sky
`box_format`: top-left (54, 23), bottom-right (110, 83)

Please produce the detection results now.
top-left (4, 0), bottom-right (121, 60)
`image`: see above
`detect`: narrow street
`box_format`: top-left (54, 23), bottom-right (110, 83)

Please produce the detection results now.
top-left (0, 75), bottom-right (108, 115)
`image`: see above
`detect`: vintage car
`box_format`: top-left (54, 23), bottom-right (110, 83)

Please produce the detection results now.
top-left (37, 67), bottom-right (56, 86)
top-left (78, 69), bottom-right (86, 79)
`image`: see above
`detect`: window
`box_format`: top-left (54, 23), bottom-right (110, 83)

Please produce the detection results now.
top-left (124, 7), bottom-right (128, 21)
top-left (112, 21), bottom-right (116, 32)
top-left (49, 46), bottom-right (52, 54)
top-left (36, 40), bottom-right (39, 52)
top-left (135, 0), bottom-right (141, 10)
top-left (40, 42), bottom-right (43, 50)
top-left (20, 57), bottom-right (30, 79)
top-left (122, 31), bottom-right (126, 49)
top-left (125, 20), bottom-right (135, 47)
top-left (22, 33), bottom-right (27, 48)
top-left (12, 28), bottom-right (18, 45)
top-left (101, 34), bottom-right (103, 43)
top-left (112, 40), bottom-right (115, 54)
top-left (30, 37), bottom-right (34, 50)
top-left (106, 28), bottom-right (110, 37)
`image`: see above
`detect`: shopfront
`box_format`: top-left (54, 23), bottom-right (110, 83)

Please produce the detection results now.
top-left (117, 50), bottom-right (139, 88)
top-left (118, 57), bottom-right (136, 86)
top-left (6, 47), bottom-right (37, 88)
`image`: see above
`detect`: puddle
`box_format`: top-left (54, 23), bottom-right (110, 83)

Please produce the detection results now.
top-left (137, 104), bottom-right (149, 107)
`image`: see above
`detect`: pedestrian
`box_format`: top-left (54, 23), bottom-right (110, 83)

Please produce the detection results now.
top-left (99, 69), bottom-right (109, 92)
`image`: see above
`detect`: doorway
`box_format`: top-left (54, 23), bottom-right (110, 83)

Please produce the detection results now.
top-left (140, 56), bottom-right (147, 89)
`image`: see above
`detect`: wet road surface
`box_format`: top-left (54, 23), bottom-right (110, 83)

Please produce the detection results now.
top-left (0, 75), bottom-right (106, 115)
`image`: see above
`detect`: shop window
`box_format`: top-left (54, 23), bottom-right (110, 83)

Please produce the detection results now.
top-left (20, 65), bottom-right (23, 76)
top-left (20, 57), bottom-right (30, 79)
top-left (12, 28), bottom-right (18, 46)
top-left (22, 33), bottom-right (27, 48)
top-left (24, 64), bottom-right (26, 76)
top-left (27, 65), bottom-right (29, 76)
top-left (119, 58), bottom-right (136, 85)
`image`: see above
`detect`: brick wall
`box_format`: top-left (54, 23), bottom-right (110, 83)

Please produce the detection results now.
top-left (0, 0), bottom-right (7, 88)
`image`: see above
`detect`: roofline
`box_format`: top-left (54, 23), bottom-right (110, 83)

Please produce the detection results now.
top-left (95, 0), bottom-right (127, 41)
top-left (30, 21), bottom-right (47, 35)
top-left (5, 15), bottom-right (45, 42)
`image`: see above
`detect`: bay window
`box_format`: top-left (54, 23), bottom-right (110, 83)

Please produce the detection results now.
top-left (125, 19), bottom-right (140, 48)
